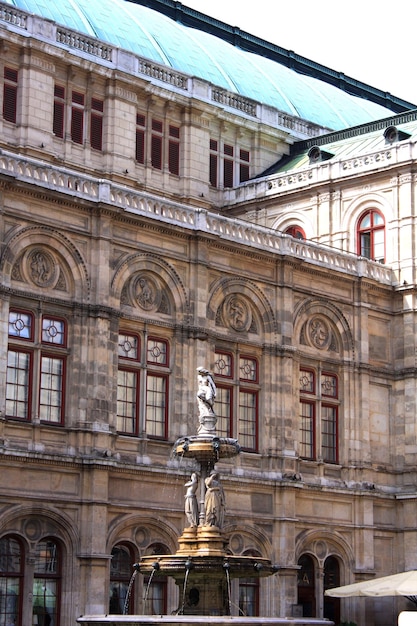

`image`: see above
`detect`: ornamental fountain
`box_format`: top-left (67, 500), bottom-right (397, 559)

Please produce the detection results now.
top-left (78, 367), bottom-right (333, 626)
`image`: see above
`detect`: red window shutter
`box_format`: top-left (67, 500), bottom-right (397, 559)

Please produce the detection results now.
top-left (224, 143), bottom-right (234, 157)
top-left (168, 125), bottom-right (180, 175)
top-left (3, 68), bottom-right (18, 123)
top-left (209, 153), bottom-right (218, 187)
top-left (136, 129), bottom-right (145, 163)
top-left (168, 140), bottom-right (179, 175)
top-left (71, 92), bottom-right (84, 144)
top-left (240, 163), bottom-right (250, 183)
top-left (3, 84), bottom-right (17, 123)
top-left (136, 114), bottom-right (146, 163)
top-left (151, 135), bottom-right (162, 169)
top-left (53, 86), bottom-right (65, 138)
top-left (90, 113), bottom-right (103, 150)
top-left (224, 158), bottom-right (234, 188)
top-left (71, 108), bottom-right (84, 144)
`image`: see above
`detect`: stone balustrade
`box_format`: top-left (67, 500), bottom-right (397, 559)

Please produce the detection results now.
top-left (0, 149), bottom-right (394, 286)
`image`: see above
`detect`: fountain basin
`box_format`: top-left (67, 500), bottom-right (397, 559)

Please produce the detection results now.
top-left (174, 436), bottom-right (240, 464)
top-left (138, 555), bottom-right (278, 580)
top-left (77, 616), bottom-right (334, 626)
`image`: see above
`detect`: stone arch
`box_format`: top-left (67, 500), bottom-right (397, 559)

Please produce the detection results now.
top-left (111, 253), bottom-right (189, 323)
top-left (225, 522), bottom-right (274, 561)
top-left (342, 191), bottom-right (394, 257)
top-left (271, 212), bottom-right (314, 240)
top-left (295, 528), bottom-right (355, 575)
top-left (107, 515), bottom-right (179, 556)
top-left (294, 297), bottom-right (354, 360)
top-left (208, 277), bottom-right (277, 339)
top-left (0, 225), bottom-right (90, 302)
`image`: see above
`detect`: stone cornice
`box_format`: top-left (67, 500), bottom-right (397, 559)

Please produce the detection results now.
top-left (0, 148), bottom-right (395, 286)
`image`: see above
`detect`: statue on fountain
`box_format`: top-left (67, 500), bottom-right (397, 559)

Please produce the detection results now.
top-left (184, 472), bottom-right (199, 527)
top-left (204, 470), bottom-right (225, 529)
top-left (196, 366), bottom-right (217, 434)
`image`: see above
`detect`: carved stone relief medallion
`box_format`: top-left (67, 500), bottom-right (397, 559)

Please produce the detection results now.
top-left (131, 273), bottom-right (161, 311)
top-left (223, 295), bottom-right (251, 332)
top-left (307, 316), bottom-right (331, 350)
top-left (24, 248), bottom-right (58, 288)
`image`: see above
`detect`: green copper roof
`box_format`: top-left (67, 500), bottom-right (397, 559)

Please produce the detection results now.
top-left (4, 0), bottom-right (411, 130)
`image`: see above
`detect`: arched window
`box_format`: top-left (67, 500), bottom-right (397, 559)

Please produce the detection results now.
top-left (33, 538), bottom-right (62, 626)
top-left (110, 543), bottom-right (135, 615)
top-left (143, 543), bottom-right (168, 615)
top-left (285, 226), bottom-right (306, 240)
top-left (297, 554), bottom-right (315, 617)
top-left (0, 535), bottom-right (23, 626)
top-left (238, 550), bottom-right (260, 616)
top-left (323, 556), bottom-right (340, 624)
top-left (357, 209), bottom-right (385, 263)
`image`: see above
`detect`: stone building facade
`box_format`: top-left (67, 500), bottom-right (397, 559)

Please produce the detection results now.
top-left (1, 2), bottom-right (417, 626)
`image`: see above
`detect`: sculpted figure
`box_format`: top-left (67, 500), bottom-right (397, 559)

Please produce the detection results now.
top-left (184, 472), bottom-right (199, 527)
top-left (204, 470), bottom-right (225, 529)
top-left (196, 367), bottom-right (217, 433)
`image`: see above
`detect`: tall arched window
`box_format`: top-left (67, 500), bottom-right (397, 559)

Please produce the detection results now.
top-left (323, 556), bottom-right (340, 624)
top-left (143, 543), bottom-right (168, 615)
top-left (110, 543), bottom-right (135, 615)
top-left (297, 554), bottom-right (315, 617)
top-left (238, 550), bottom-right (260, 616)
top-left (0, 535), bottom-right (23, 626)
top-left (33, 538), bottom-right (62, 626)
top-left (357, 209), bottom-right (385, 263)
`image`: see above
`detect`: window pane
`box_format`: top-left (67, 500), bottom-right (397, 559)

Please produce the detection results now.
top-left (299, 370), bottom-right (314, 393)
top-left (239, 579), bottom-right (258, 616)
top-left (9, 310), bottom-right (32, 339)
top-left (110, 545), bottom-right (134, 615)
top-left (117, 369), bottom-right (138, 434)
top-left (239, 357), bottom-right (257, 382)
top-left (118, 334), bottom-right (139, 360)
top-left (146, 375), bottom-right (167, 438)
top-left (360, 232), bottom-right (371, 258)
top-left (300, 401), bottom-right (314, 459)
top-left (6, 350), bottom-right (30, 419)
top-left (321, 374), bottom-right (337, 398)
top-left (238, 390), bottom-right (257, 450)
top-left (42, 318), bottom-right (65, 345)
top-left (0, 537), bottom-right (22, 626)
top-left (359, 213), bottom-right (371, 229)
top-left (215, 386), bottom-right (232, 437)
top-left (147, 338), bottom-right (167, 365)
top-left (373, 212), bottom-right (384, 225)
top-left (39, 356), bottom-right (64, 423)
top-left (33, 540), bottom-right (60, 626)
top-left (322, 405), bottom-right (337, 463)
top-left (214, 352), bottom-right (232, 377)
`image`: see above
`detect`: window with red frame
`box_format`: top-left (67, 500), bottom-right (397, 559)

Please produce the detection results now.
top-left (90, 97), bottom-right (104, 151)
top-left (3, 67), bottom-right (18, 123)
top-left (32, 539), bottom-right (61, 626)
top-left (117, 333), bottom-right (169, 439)
top-left (0, 535), bottom-right (23, 626)
top-left (151, 119), bottom-right (163, 169)
top-left (168, 125), bottom-right (180, 175)
top-left (357, 209), bottom-right (385, 263)
top-left (70, 91), bottom-right (85, 144)
top-left (6, 310), bottom-right (67, 424)
top-left (285, 225), bottom-right (306, 240)
top-left (136, 114), bottom-right (181, 173)
top-left (53, 85), bottom-right (65, 138)
top-left (209, 141), bottom-right (251, 188)
top-left (213, 351), bottom-right (259, 451)
top-left (238, 550), bottom-right (261, 616)
top-left (143, 543), bottom-right (168, 615)
top-left (299, 368), bottom-right (339, 463)
top-left (135, 114), bottom-right (146, 164)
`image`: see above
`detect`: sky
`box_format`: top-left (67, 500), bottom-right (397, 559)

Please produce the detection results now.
top-left (182, 0), bottom-right (417, 107)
